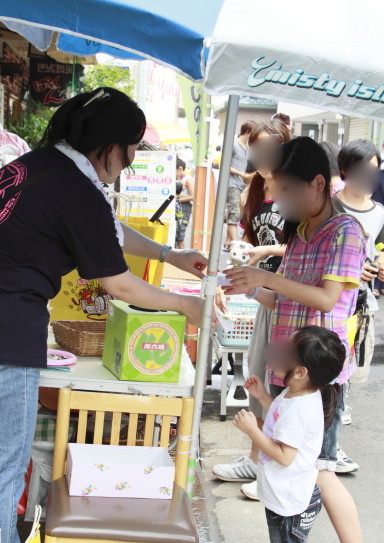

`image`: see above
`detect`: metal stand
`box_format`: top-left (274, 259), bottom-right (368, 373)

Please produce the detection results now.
top-left (211, 334), bottom-right (249, 421)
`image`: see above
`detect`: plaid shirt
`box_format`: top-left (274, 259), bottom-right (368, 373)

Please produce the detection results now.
top-left (270, 213), bottom-right (367, 386)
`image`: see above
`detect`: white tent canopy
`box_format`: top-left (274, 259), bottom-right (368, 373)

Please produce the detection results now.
top-left (205, 0), bottom-right (384, 121)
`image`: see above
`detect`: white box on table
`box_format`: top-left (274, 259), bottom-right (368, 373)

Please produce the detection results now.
top-left (66, 443), bottom-right (175, 499)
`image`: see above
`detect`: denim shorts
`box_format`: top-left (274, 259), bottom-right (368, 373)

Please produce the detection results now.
top-left (268, 383), bottom-right (346, 472)
top-left (265, 485), bottom-right (322, 542)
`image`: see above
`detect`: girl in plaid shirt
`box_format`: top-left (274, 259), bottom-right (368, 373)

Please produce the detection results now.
top-left (224, 137), bottom-right (367, 543)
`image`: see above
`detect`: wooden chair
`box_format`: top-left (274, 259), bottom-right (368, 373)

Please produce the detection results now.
top-left (45, 389), bottom-right (198, 543)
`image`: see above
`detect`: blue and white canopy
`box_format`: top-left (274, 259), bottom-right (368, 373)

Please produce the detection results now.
top-left (1, 0), bottom-right (384, 119)
top-left (1, 0), bottom-right (384, 497)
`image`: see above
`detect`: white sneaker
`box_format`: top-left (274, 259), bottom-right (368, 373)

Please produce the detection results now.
top-left (240, 480), bottom-right (259, 500)
top-left (336, 446), bottom-right (359, 473)
top-left (341, 405), bottom-right (352, 425)
top-left (212, 456), bottom-right (258, 482)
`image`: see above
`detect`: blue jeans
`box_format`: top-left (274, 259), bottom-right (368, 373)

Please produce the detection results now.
top-left (0, 365), bottom-right (40, 543)
top-left (265, 485), bottom-right (322, 542)
top-left (318, 383), bottom-right (345, 471)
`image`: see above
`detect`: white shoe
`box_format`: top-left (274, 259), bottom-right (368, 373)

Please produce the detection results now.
top-left (341, 405), bottom-right (352, 425)
top-left (212, 456), bottom-right (258, 482)
top-left (240, 480), bottom-right (259, 500)
top-left (336, 446), bottom-right (359, 473)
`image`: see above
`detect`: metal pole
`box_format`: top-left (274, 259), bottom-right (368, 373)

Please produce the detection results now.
top-left (186, 94), bottom-right (239, 495)
top-left (202, 95), bottom-right (212, 253)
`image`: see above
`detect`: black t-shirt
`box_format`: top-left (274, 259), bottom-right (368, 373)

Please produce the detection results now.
top-left (0, 148), bottom-right (128, 368)
top-left (251, 199), bottom-right (285, 273)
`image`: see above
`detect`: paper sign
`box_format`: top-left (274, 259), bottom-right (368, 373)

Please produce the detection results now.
top-left (217, 272), bottom-right (232, 287)
top-left (120, 151), bottom-right (176, 245)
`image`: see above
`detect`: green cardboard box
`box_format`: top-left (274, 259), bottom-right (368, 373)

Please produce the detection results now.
top-left (102, 301), bottom-right (186, 382)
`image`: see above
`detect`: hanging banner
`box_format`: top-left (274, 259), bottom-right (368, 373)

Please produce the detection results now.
top-left (177, 75), bottom-right (208, 166)
top-left (29, 55), bottom-right (83, 106)
top-left (120, 151), bottom-right (176, 245)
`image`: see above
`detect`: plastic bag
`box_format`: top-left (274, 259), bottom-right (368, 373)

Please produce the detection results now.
top-left (25, 505), bottom-right (42, 543)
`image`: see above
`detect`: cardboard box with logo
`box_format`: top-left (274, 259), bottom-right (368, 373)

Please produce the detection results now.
top-left (102, 301), bottom-right (186, 382)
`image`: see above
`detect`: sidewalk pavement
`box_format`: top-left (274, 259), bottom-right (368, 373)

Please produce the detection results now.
top-left (198, 297), bottom-right (384, 542)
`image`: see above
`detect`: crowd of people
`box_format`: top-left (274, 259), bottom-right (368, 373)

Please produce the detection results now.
top-left (212, 115), bottom-right (384, 542)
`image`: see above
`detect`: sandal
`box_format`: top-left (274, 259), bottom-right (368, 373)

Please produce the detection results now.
top-left (223, 244), bottom-right (230, 252)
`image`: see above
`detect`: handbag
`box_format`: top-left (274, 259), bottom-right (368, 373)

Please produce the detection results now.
top-left (350, 286), bottom-right (370, 367)
top-left (25, 505), bottom-right (42, 543)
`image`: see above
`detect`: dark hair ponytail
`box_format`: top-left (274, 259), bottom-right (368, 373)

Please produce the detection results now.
top-left (37, 87), bottom-right (146, 168)
top-left (292, 326), bottom-right (346, 429)
top-left (273, 137), bottom-right (332, 244)
top-left (320, 383), bottom-right (340, 430)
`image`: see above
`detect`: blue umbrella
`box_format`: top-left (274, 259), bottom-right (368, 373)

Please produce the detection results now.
top-left (0, 0), bottom-right (224, 80)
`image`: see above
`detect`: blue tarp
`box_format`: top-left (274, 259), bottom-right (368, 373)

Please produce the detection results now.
top-left (0, 0), bottom-right (224, 79)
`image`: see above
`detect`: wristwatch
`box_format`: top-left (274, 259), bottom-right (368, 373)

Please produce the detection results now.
top-left (159, 244), bottom-right (172, 263)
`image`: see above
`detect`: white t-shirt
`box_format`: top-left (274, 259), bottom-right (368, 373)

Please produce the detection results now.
top-left (257, 388), bottom-right (324, 517)
top-left (333, 196), bottom-right (384, 312)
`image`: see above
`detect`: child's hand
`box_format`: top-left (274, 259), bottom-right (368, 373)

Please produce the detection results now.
top-left (215, 287), bottom-right (227, 313)
top-left (223, 266), bottom-right (268, 290)
top-left (244, 375), bottom-right (267, 399)
top-left (233, 409), bottom-right (258, 436)
top-left (246, 246), bottom-right (267, 266)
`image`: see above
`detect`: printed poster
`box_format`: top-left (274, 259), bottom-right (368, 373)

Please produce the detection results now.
top-left (120, 151), bottom-right (176, 245)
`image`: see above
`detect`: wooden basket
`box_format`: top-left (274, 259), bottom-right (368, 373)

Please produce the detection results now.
top-left (51, 320), bottom-right (106, 357)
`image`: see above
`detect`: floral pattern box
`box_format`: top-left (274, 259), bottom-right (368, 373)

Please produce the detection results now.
top-left (66, 443), bottom-right (175, 499)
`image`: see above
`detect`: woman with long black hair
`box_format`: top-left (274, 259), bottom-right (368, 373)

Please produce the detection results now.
top-left (213, 120), bottom-right (290, 493)
top-left (0, 87), bottom-right (207, 543)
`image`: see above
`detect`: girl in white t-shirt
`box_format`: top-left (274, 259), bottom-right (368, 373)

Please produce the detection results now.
top-left (234, 326), bottom-right (345, 543)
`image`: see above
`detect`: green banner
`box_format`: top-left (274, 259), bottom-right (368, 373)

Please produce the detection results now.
top-left (177, 75), bottom-right (208, 166)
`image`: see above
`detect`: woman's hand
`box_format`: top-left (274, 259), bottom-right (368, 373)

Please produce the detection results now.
top-left (246, 246), bottom-right (267, 266)
top-left (167, 249), bottom-right (207, 279)
top-left (179, 295), bottom-right (217, 328)
top-left (375, 254), bottom-right (384, 281)
top-left (233, 409), bottom-right (258, 436)
top-left (244, 375), bottom-right (267, 400)
top-left (361, 262), bottom-right (379, 282)
top-left (179, 295), bottom-right (204, 327)
top-left (215, 287), bottom-right (227, 313)
top-left (222, 266), bottom-right (269, 293)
